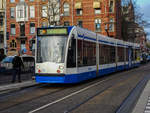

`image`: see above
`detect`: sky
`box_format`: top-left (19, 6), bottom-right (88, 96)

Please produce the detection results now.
top-left (136, 0), bottom-right (150, 39)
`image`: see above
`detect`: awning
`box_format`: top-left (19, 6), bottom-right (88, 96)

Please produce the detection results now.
top-left (75, 2), bottom-right (82, 9)
top-left (93, 1), bottom-right (100, 9)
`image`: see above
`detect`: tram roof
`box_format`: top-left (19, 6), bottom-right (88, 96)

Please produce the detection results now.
top-left (74, 26), bottom-right (140, 48)
top-left (36, 26), bottom-right (140, 48)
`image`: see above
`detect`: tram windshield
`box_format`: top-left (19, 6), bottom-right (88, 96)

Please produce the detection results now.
top-left (37, 36), bottom-right (68, 63)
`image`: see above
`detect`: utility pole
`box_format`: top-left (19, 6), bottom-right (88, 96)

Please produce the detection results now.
top-left (37, 0), bottom-right (40, 27)
top-left (4, 0), bottom-right (7, 55)
top-left (71, 0), bottom-right (74, 25)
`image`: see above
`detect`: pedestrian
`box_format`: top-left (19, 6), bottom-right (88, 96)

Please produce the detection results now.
top-left (12, 52), bottom-right (24, 83)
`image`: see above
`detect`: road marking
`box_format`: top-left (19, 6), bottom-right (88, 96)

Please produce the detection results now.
top-left (28, 79), bottom-right (109, 113)
top-left (29, 65), bottom-right (147, 113)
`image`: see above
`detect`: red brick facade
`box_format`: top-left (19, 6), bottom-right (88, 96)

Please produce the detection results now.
top-left (60, 0), bottom-right (122, 39)
top-left (6, 0), bottom-right (50, 56)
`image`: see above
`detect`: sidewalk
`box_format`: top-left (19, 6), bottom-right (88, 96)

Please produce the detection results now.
top-left (0, 80), bottom-right (37, 94)
top-left (0, 72), bottom-right (33, 85)
top-left (0, 72), bottom-right (38, 94)
top-left (132, 80), bottom-right (150, 113)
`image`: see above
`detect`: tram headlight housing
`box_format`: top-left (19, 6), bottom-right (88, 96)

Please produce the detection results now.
top-left (59, 65), bottom-right (64, 70)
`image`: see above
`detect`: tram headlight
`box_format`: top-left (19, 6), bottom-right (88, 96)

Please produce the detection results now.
top-left (59, 65), bottom-right (64, 70)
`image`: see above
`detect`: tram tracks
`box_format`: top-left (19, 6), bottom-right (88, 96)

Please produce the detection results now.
top-left (63, 73), bottom-right (148, 113)
top-left (0, 84), bottom-right (67, 111)
top-left (28, 67), bottom-right (148, 113)
top-left (0, 64), bottom-right (150, 113)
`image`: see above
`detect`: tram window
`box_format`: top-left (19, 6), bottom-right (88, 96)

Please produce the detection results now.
top-left (118, 47), bottom-right (124, 62)
top-left (37, 40), bottom-right (42, 63)
top-left (110, 46), bottom-right (115, 63)
top-left (77, 39), bottom-right (83, 67)
top-left (83, 41), bottom-right (96, 66)
top-left (100, 45), bottom-right (108, 64)
top-left (99, 44), bottom-right (104, 64)
top-left (126, 48), bottom-right (129, 61)
top-left (77, 40), bottom-right (96, 67)
top-left (67, 34), bottom-right (76, 68)
top-left (131, 49), bottom-right (134, 61)
top-left (99, 44), bottom-right (115, 64)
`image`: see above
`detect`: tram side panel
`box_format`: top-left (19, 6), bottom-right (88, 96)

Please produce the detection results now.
top-left (98, 43), bottom-right (116, 76)
top-left (76, 36), bottom-right (97, 82)
top-left (117, 46), bottom-right (126, 71)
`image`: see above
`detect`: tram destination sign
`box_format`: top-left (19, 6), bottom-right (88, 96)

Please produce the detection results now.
top-left (37, 28), bottom-right (68, 36)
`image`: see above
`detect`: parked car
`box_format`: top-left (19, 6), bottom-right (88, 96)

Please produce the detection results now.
top-left (141, 53), bottom-right (148, 64)
top-left (147, 54), bottom-right (150, 62)
top-left (21, 55), bottom-right (35, 73)
top-left (0, 56), bottom-right (14, 73)
top-left (0, 55), bottom-right (35, 74)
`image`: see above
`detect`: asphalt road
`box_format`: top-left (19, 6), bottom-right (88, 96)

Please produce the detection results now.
top-left (0, 63), bottom-right (150, 113)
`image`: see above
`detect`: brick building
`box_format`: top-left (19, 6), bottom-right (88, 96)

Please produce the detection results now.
top-left (0, 0), bottom-right (5, 54)
top-left (60, 0), bottom-right (122, 39)
top-left (6, 0), bottom-right (60, 56)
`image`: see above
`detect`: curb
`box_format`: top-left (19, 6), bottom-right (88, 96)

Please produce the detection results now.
top-left (116, 75), bottom-right (150, 113)
top-left (0, 80), bottom-right (38, 94)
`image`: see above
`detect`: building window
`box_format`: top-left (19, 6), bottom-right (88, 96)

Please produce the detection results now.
top-left (10, 7), bottom-right (15, 18)
top-left (42, 22), bottom-right (48, 27)
top-left (30, 0), bottom-right (34, 1)
top-left (20, 0), bottom-right (24, 2)
top-left (10, 40), bottom-right (16, 48)
top-left (30, 23), bottom-right (35, 34)
top-left (0, 13), bottom-right (3, 25)
top-left (95, 19), bottom-right (101, 32)
top-left (10, 0), bottom-right (15, 3)
top-left (109, 0), bottom-right (114, 12)
top-left (30, 6), bottom-right (35, 18)
top-left (42, 6), bottom-right (47, 17)
top-left (17, 6), bottom-right (26, 18)
top-left (77, 20), bottom-right (83, 27)
top-left (20, 23), bottom-right (25, 36)
top-left (64, 21), bottom-right (70, 26)
top-left (20, 40), bottom-right (26, 51)
top-left (63, 2), bottom-right (69, 16)
top-left (0, 19), bottom-right (3, 26)
top-left (16, 4), bottom-right (28, 22)
top-left (10, 24), bottom-right (16, 35)
top-left (95, 8), bottom-right (101, 14)
top-left (93, 1), bottom-right (101, 14)
top-left (109, 18), bottom-right (114, 32)
top-left (76, 9), bottom-right (82, 16)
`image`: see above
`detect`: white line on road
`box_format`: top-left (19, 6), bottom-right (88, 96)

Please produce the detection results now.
top-left (28, 79), bottom-right (109, 113)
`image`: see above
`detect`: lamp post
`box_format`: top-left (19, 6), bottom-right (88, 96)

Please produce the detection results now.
top-left (71, 0), bottom-right (74, 25)
top-left (4, 0), bottom-right (7, 55)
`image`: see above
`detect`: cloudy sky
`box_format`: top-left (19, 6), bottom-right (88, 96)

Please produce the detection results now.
top-left (136, 0), bottom-right (150, 39)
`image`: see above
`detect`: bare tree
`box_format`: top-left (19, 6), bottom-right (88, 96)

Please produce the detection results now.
top-left (121, 0), bottom-right (149, 42)
top-left (43, 0), bottom-right (61, 26)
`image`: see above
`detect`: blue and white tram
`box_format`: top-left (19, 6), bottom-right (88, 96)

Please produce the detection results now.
top-left (35, 26), bottom-right (141, 83)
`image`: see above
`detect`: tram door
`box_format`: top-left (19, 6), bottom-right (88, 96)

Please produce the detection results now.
top-left (128, 47), bottom-right (132, 68)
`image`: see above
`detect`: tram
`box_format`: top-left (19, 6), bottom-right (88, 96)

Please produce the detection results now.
top-left (35, 26), bottom-right (141, 83)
